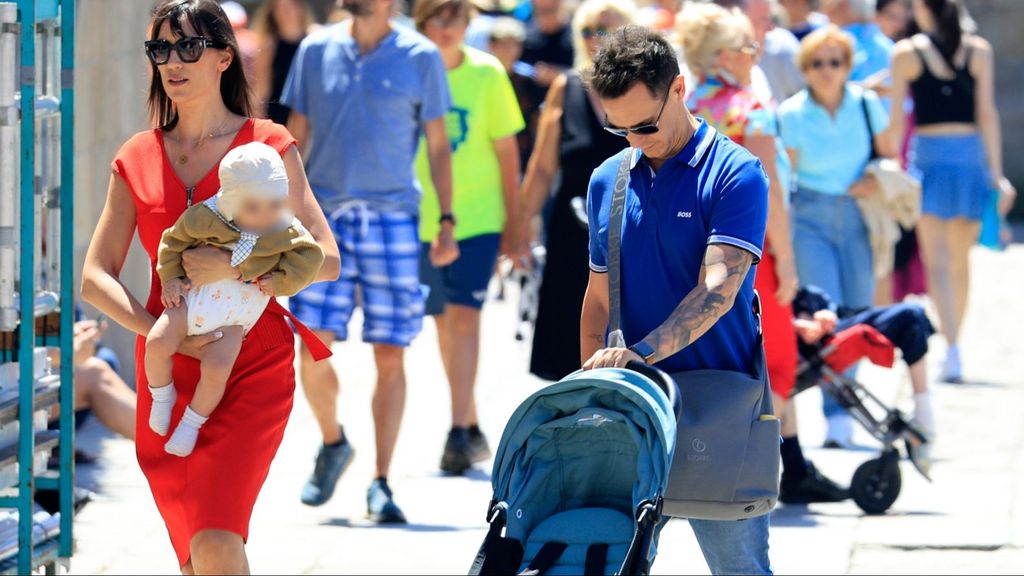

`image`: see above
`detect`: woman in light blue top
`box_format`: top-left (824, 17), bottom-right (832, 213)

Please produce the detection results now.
top-left (778, 26), bottom-right (896, 447)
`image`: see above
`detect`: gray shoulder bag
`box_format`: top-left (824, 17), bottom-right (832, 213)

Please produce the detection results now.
top-left (607, 149), bottom-right (780, 520)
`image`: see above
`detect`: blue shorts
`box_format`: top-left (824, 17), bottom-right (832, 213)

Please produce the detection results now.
top-left (419, 233), bottom-right (501, 316)
top-left (289, 207), bottom-right (427, 347)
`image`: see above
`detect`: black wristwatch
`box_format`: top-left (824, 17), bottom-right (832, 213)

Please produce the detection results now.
top-left (628, 341), bottom-right (657, 364)
top-left (439, 213), bottom-right (457, 227)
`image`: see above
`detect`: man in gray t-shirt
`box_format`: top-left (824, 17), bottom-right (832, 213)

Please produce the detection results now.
top-left (282, 0), bottom-right (459, 524)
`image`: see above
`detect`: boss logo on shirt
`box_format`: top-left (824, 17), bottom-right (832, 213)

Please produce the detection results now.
top-left (676, 211), bottom-right (693, 219)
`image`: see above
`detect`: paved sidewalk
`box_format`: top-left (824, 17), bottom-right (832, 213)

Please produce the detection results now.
top-left (70, 245), bottom-right (1024, 574)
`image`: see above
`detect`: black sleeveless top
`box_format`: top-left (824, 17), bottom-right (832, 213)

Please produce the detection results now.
top-left (555, 72), bottom-right (626, 204)
top-left (911, 37), bottom-right (975, 126)
top-left (267, 38), bottom-right (302, 126)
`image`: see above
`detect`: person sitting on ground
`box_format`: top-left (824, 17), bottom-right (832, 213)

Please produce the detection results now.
top-left (147, 142), bottom-right (324, 457)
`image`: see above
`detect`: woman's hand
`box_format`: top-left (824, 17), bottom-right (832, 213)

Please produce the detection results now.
top-left (72, 320), bottom-right (106, 367)
top-left (181, 245), bottom-right (239, 287)
top-left (848, 174), bottom-right (879, 198)
top-left (773, 255), bottom-right (799, 307)
top-left (256, 274), bottom-right (276, 297)
top-left (176, 330), bottom-right (225, 360)
top-left (997, 176), bottom-right (1017, 216)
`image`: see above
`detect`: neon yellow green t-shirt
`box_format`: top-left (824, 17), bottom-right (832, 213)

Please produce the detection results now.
top-left (416, 46), bottom-right (525, 242)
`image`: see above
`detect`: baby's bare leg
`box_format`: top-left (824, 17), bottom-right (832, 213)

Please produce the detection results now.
top-left (165, 326), bottom-right (244, 457)
top-left (145, 306), bottom-right (188, 436)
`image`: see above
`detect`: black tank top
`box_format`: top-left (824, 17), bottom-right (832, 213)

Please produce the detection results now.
top-left (267, 38), bottom-right (301, 126)
top-left (911, 37), bottom-right (975, 126)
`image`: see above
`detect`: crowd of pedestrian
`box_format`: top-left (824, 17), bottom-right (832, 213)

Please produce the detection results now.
top-left (74, 0), bottom-right (1016, 573)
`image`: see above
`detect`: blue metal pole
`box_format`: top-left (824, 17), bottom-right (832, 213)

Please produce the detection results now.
top-left (16, 0), bottom-right (36, 572)
top-left (57, 0), bottom-right (73, 559)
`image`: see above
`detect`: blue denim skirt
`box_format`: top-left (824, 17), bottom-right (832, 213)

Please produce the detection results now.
top-left (910, 133), bottom-right (992, 221)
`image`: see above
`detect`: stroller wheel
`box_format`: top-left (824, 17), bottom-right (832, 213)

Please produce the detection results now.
top-left (851, 452), bottom-right (902, 515)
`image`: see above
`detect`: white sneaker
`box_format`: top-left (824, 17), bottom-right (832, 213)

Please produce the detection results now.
top-left (824, 414), bottom-right (855, 449)
top-left (940, 346), bottom-right (962, 383)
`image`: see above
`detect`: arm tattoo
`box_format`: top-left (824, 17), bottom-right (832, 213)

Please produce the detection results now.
top-left (641, 244), bottom-right (753, 362)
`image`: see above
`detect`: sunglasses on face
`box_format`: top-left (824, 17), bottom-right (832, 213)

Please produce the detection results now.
top-left (425, 15), bottom-right (466, 30)
top-left (144, 36), bottom-right (226, 65)
top-left (809, 58), bottom-right (844, 70)
top-left (603, 84), bottom-right (673, 138)
top-left (581, 26), bottom-right (610, 41)
top-left (736, 41), bottom-right (760, 56)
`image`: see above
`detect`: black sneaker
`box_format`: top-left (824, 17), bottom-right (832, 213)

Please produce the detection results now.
top-left (300, 437), bottom-right (355, 507)
top-left (440, 428), bottom-right (474, 474)
top-left (367, 478), bottom-right (407, 524)
top-left (468, 427), bottom-right (492, 464)
top-left (780, 462), bottom-right (850, 504)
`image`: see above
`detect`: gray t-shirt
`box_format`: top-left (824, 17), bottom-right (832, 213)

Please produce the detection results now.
top-left (282, 23), bottom-right (451, 215)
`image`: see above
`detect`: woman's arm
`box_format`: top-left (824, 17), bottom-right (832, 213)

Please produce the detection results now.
top-left (510, 73), bottom-right (567, 264)
top-left (885, 40), bottom-right (918, 156)
top-left (746, 134), bottom-right (798, 306)
top-left (972, 36), bottom-right (1016, 213)
top-left (493, 134), bottom-right (522, 256)
top-left (282, 145), bottom-right (340, 282)
top-left (80, 174), bottom-right (157, 337)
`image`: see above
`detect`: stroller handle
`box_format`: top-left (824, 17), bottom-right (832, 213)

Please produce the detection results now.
top-left (626, 361), bottom-right (682, 421)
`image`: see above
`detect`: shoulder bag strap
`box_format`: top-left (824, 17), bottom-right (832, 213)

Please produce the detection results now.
top-left (861, 95), bottom-right (880, 161)
top-left (607, 150), bottom-right (634, 348)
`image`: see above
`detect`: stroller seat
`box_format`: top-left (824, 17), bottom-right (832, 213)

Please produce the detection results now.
top-left (520, 508), bottom-right (633, 575)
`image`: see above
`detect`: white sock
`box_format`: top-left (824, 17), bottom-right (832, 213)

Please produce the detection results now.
top-left (148, 384), bottom-right (177, 436)
top-left (164, 407), bottom-right (209, 457)
top-left (913, 391), bottom-right (936, 439)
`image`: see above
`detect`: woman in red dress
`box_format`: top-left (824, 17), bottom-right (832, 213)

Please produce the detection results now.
top-left (80, 1), bottom-right (339, 572)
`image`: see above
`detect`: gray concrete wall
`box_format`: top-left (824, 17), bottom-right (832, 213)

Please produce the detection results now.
top-left (964, 0), bottom-right (1023, 214)
top-left (75, 0), bottom-right (156, 381)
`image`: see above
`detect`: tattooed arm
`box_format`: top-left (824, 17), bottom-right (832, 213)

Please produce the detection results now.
top-left (583, 243), bottom-right (754, 369)
top-left (580, 270), bottom-right (611, 365)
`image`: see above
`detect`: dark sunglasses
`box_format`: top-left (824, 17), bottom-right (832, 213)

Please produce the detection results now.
top-left (144, 36), bottom-right (226, 65)
top-left (603, 84), bottom-right (673, 138)
top-left (581, 26), bottom-right (610, 41)
top-left (809, 58), bottom-right (845, 70)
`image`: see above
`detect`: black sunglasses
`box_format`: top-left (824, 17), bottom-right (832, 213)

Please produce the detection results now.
top-left (144, 36), bottom-right (226, 65)
top-left (603, 84), bottom-right (673, 138)
top-left (810, 58), bottom-right (844, 70)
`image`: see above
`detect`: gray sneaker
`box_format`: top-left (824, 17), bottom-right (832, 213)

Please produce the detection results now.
top-left (367, 478), bottom-right (407, 524)
top-left (468, 427), bottom-right (492, 464)
top-left (300, 438), bottom-right (354, 507)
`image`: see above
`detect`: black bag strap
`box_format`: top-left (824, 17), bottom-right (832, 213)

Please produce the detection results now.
top-left (519, 542), bottom-right (569, 576)
top-left (585, 544), bottom-right (609, 575)
top-left (860, 95), bottom-right (880, 161)
top-left (607, 149), bottom-right (634, 348)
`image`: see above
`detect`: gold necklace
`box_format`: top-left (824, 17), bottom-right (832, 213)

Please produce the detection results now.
top-left (175, 119), bottom-right (231, 165)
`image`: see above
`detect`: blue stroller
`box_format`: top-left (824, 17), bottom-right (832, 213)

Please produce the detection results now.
top-left (470, 364), bottom-right (680, 576)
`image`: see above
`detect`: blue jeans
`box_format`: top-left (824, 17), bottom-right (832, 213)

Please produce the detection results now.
top-left (793, 189), bottom-right (875, 419)
top-left (689, 515), bottom-right (772, 575)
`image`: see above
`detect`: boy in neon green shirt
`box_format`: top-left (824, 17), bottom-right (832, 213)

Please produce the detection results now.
top-left (414, 0), bottom-right (524, 475)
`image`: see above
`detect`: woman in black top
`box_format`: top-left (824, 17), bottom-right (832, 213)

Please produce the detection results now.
top-left (254, 0), bottom-right (315, 126)
top-left (509, 0), bottom-right (634, 381)
top-left (888, 0), bottom-right (1015, 382)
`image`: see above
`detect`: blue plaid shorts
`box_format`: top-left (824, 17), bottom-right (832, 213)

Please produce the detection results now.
top-left (289, 205), bottom-right (427, 347)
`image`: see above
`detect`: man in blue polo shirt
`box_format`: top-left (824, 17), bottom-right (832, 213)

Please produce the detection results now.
top-left (581, 26), bottom-right (772, 574)
top-left (282, 0), bottom-right (459, 523)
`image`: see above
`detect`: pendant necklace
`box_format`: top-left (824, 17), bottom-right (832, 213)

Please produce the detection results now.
top-left (176, 118), bottom-right (230, 165)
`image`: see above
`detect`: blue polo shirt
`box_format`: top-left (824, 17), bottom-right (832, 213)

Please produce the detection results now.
top-left (587, 120), bottom-right (769, 374)
top-left (281, 23), bottom-right (451, 215)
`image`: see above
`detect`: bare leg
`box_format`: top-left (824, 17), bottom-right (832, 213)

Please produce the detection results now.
top-left (300, 330), bottom-right (342, 445)
top-left (74, 357), bottom-right (137, 440)
top-left (190, 529), bottom-right (247, 575)
top-left (372, 344), bottom-right (406, 478)
top-left (945, 218), bottom-right (981, 347)
top-left (874, 273), bottom-right (894, 306)
top-left (434, 305), bottom-right (483, 428)
top-left (917, 216), bottom-right (957, 344)
top-left (189, 326), bottom-right (244, 417)
top-left (909, 359), bottom-right (929, 395)
top-left (775, 394), bottom-right (799, 438)
top-left (145, 306), bottom-right (188, 389)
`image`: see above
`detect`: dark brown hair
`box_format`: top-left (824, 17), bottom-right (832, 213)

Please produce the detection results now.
top-left (413, 0), bottom-right (473, 32)
top-left (253, 0), bottom-right (315, 41)
top-left (588, 25), bottom-right (679, 99)
top-left (147, 0), bottom-right (255, 130)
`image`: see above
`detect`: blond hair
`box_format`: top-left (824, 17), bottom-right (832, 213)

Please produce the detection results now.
top-left (675, 2), bottom-right (753, 77)
top-left (571, 0), bottom-right (637, 71)
top-left (796, 24), bottom-right (853, 71)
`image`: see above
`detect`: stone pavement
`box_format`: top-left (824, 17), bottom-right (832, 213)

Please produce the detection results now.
top-left (69, 245), bottom-right (1024, 574)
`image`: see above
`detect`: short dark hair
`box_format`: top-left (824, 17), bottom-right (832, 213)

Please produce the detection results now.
top-left (587, 25), bottom-right (680, 100)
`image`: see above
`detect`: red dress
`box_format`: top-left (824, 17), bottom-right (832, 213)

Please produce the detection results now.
top-left (113, 118), bottom-right (330, 566)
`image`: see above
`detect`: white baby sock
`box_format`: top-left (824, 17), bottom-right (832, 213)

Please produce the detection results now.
top-left (912, 391), bottom-right (936, 439)
top-left (164, 407), bottom-right (209, 457)
top-left (148, 384), bottom-right (177, 436)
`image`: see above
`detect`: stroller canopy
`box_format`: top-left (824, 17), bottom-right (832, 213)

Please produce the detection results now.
top-left (490, 367), bottom-right (677, 543)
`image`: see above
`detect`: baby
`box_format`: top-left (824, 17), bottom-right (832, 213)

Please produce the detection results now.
top-left (146, 142), bottom-right (324, 457)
